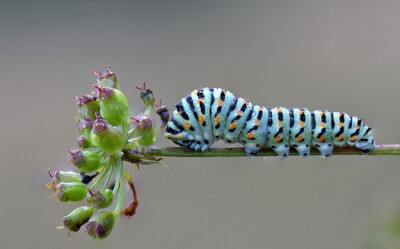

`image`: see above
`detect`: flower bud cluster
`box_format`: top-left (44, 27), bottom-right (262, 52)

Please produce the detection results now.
top-left (47, 67), bottom-right (169, 239)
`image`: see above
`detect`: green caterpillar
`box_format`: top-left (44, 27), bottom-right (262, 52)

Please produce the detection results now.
top-left (164, 87), bottom-right (374, 158)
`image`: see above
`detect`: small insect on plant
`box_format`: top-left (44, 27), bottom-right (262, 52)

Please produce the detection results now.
top-left (47, 68), bottom-right (399, 240)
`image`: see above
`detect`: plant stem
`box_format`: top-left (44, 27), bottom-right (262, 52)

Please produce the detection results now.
top-left (90, 164), bottom-right (110, 189)
top-left (114, 157), bottom-right (125, 215)
top-left (102, 162), bottom-right (115, 191)
top-left (122, 144), bottom-right (400, 160)
top-left (113, 157), bottom-right (122, 195)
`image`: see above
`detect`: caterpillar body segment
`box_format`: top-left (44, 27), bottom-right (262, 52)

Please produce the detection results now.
top-left (165, 87), bottom-right (374, 157)
top-left (289, 108), bottom-right (312, 157)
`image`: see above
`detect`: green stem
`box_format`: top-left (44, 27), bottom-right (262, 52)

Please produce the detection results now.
top-left (90, 164), bottom-right (111, 189)
top-left (113, 157), bottom-right (125, 215)
top-left (122, 144), bottom-right (400, 159)
top-left (113, 157), bottom-right (122, 195)
top-left (102, 162), bottom-right (115, 191)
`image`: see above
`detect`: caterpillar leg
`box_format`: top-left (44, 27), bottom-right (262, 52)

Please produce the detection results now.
top-left (271, 144), bottom-right (290, 158)
top-left (313, 143), bottom-right (333, 158)
top-left (244, 144), bottom-right (260, 156)
top-left (293, 144), bottom-right (311, 158)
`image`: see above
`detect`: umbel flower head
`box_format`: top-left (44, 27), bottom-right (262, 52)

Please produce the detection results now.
top-left (47, 67), bottom-right (168, 239)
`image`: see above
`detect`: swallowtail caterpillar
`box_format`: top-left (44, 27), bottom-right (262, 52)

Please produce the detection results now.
top-left (164, 88), bottom-right (374, 158)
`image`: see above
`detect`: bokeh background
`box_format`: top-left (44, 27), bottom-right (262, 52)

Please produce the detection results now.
top-left (1, 0), bottom-right (400, 248)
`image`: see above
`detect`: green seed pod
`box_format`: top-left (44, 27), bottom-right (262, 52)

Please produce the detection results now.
top-left (75, 94), bottom-right (100, 120)
top-left (62, 206), bottom-right (94, 232)
top-left (47, 170), bottom-right (82, 189)
top-left (77, 135), bottom-right (88, 148)
top-left (136, 83), bottom-right (155, 112)
top-left (85, 209), bottom-right (116, 239)
top-left (87, 189), bottom-right (114, 208)
top-left (56, 182), bottom-right (87, 202)
top-left (68, 149), bottom-right (101, 173)
top-left (155, 100), bottom-right (169, 129)
top-left (94, 85), bottom-right (129, 127)
top-left (130, 116), bottom-right (156, 146)
top-left (93, 67), bottom-right (120, 89)
top-left (77, 117), bottom-right (94, 148)
top-left (91, 113), bottom-right (125, 154)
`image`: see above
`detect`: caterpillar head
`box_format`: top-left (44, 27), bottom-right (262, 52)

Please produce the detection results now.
top-left (164, 121), bottom-right (194, 147)
top-left (355, 127), bottom-right (374, 154)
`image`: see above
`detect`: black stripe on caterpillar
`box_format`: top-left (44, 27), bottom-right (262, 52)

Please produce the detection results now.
top-left (164, 87), bottom-right (374, 158)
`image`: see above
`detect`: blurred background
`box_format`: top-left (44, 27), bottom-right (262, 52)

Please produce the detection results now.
top-left (1, 0), bottom-right (400, 248)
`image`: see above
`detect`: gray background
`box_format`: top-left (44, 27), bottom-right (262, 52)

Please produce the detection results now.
top-left (1, 0), bottom-right (400, 248)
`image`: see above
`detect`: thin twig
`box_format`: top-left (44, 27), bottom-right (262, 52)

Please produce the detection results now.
top-left (122, 144), bottom-right (400, 161)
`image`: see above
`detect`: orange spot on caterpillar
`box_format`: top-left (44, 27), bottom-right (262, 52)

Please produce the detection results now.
top-left (275, 108), bottom-right (282, 112)
top-left (338, 122), bottom-right (343, 127)
top-left (177, 134), bottom-right (183, 139)
top-left (237, 110), bottom-right (243, 116)
top-left (184, 121), bottom-right (191, 128)
top-left (217, 99), bottom-right (223, 106)
top-left (258, 107), bottom-right (263, 111)
top-left (295, 135), bottom-right (303, 142)
top-left (336, 135), bottom-right (343, 141)
top-left (355, 125), bottom-right (360, 129)
top-left (247, 133), bottom-right (255, 139)
top-left (254, 119), bottom-right (260, 125)
top-left (214, 116), bottom-right (220, 125)
top-left (319, 112), bottom-right (324, 116)
top-left (197, 98), bottom-right (205, 103)
top-left (298, 121), bottom-right (304, 127)
top-left (193, 90), bottom-right (198, 95)
top-left (229, 122), bottom-right (236, 130)
top-left (277, 121), bottom-right (282, 127)
top-left (298, 110), bottom-right (304, 114)
top-left (275, 136), bottom-right (283, 142)
top-left (349, 136), bottom-right (357, 142)
top-left (319, 122), bottom-right (326, 128)
top-left (241, 99), bottom-right (246, 104)
top-left (318, 136), bottom-right (325, 142)
top-left (198, 115), bottom-right (204, 123)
